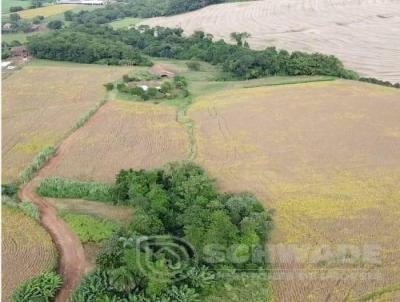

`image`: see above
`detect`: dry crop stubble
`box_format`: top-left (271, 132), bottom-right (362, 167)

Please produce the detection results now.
top-left (2, 63), bottom-right (131, 183)
top-left (142, 0), bottom-right (400, 83)
top-left (188, 80), bottom-right (400, 301)
top-left (42, 101), bottom-right (189, 182)
top-left (2, 206), bottom-right (58, 302)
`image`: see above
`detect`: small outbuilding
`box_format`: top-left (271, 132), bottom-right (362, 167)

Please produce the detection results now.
top-left (2, 23), bottom-right (13, 31)
top-left (149, 65), bottom-right (175, 78)
top-left (10, 46), bottom-right (28, 57)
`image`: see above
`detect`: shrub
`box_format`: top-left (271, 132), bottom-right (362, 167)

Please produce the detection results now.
top-left (2, 183), bottom-right (19, 197)
top-left (9, 6), bottom-right (23, 12)
top-left (18, 146), bottom-right (55, 184)
top-left (130, 86), bottom-right (145, 96)
top-left (12, 272), bottom-right (62, 302)
top-left (47, 20), bottom-right (64, 30)
top-left (104, 82), bottom-right (114, 91)
top-left (10, 13), bottom-right (21, 22)
top-left (173, 76), bottom-right (188, 89)
top-left (186, 61), bottom-right (201, 71)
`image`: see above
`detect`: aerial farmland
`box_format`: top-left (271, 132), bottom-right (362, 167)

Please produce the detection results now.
top-left (2, 0), bottom-right (400, 301)
top-left (2, 62), bottom-right (131, 183)
top-left (189, 80), bottom-right (400, 300)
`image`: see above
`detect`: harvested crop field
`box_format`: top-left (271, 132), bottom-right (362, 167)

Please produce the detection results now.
top-left (143, 0), bottom-right (400, 83)
top-left (17, 4), bottom-right (78, 18)
top-left (41, 100), bottom-right (189, 182)
top-left (188, 80), bottom-right (400, 301)
top-left (2, 206), bottom-right (57, 302)
top-left (2, 62), bottom-right (131, 183)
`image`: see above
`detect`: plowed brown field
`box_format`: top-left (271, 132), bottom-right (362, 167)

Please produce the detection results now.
top-left (2, 62), bottom-right (131, 183)
top-left (142, 0), bottom-right (400, 83)
top-left (42, 101), bottom-right (189, 182)
top-left (2, 206), bottom-right (57, 302)
top-left (188, 80), bottom-right (400, 301)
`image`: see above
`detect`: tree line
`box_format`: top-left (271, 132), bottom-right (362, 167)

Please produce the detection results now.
top-left (64, 0), bottom-right (230, 25)
top-left (27, 25), bottom-right (358, 80)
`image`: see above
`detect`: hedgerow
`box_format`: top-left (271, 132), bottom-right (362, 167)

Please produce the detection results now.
top-left (36, 177), bottom-right (115, 203)
top-left (18, 146), bottom-right (55, 184)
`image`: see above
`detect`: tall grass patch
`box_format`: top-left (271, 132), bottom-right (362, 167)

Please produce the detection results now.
top-left (36, 177), bottom-right (115, 203)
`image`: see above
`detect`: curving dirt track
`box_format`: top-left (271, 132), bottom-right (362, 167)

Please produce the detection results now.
top-left (143, 0), bottom-right (400, 83)
top-left (15, 107), bottom-right (110, 301)
top-left (18, 182), bottom-right (86, 302)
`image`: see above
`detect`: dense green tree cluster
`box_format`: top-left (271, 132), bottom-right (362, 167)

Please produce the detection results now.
top-left (47, 163), bottom-right (273, 301)
top-left (27, 25), bottom-right (357, 79)
top-left (64, 0), bottom-right (228, 25)
top-left (27, 30), bottom-right (152, 65)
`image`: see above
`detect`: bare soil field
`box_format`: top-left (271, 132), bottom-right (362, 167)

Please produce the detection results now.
top-left (143, 0), bottom-right (400, 83)
top-left (2, 206), bottom-right (57, 302)
top-left (188, 80), bottom-right (400, 301)
top-left (41, 100), bottom-right (189, 182)
top-left (2, 62), bottom-right (131, 183)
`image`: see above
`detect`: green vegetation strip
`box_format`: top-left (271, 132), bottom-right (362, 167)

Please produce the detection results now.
top-left (18, 146), bottom-right (55, 185)
top-left (58, 211), bottom-right (120, 244)
top-left (37, 178), bottom-right (115, 203)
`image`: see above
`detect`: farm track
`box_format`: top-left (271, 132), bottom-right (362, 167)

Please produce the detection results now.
top-left (17, 104), bottom-right (110, 302)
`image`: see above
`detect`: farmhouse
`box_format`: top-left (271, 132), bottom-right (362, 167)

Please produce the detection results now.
top-left (150, 65), bottom-right (175, 78)
top-left (10, 46), bottom-right (28, 57)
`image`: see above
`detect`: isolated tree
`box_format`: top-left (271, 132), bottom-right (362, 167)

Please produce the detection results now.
top-left (104, 83), bottom-right (114, 91)
top-left (230, 32), bottom-right (251, 47)
top-left (32, 15), bottom-right (44, 24)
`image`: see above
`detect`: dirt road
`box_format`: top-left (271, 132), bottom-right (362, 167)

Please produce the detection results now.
top-left (15, 105), bottom-right (110, 301)
top-left (18, 181), bottom-right (86, 302)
